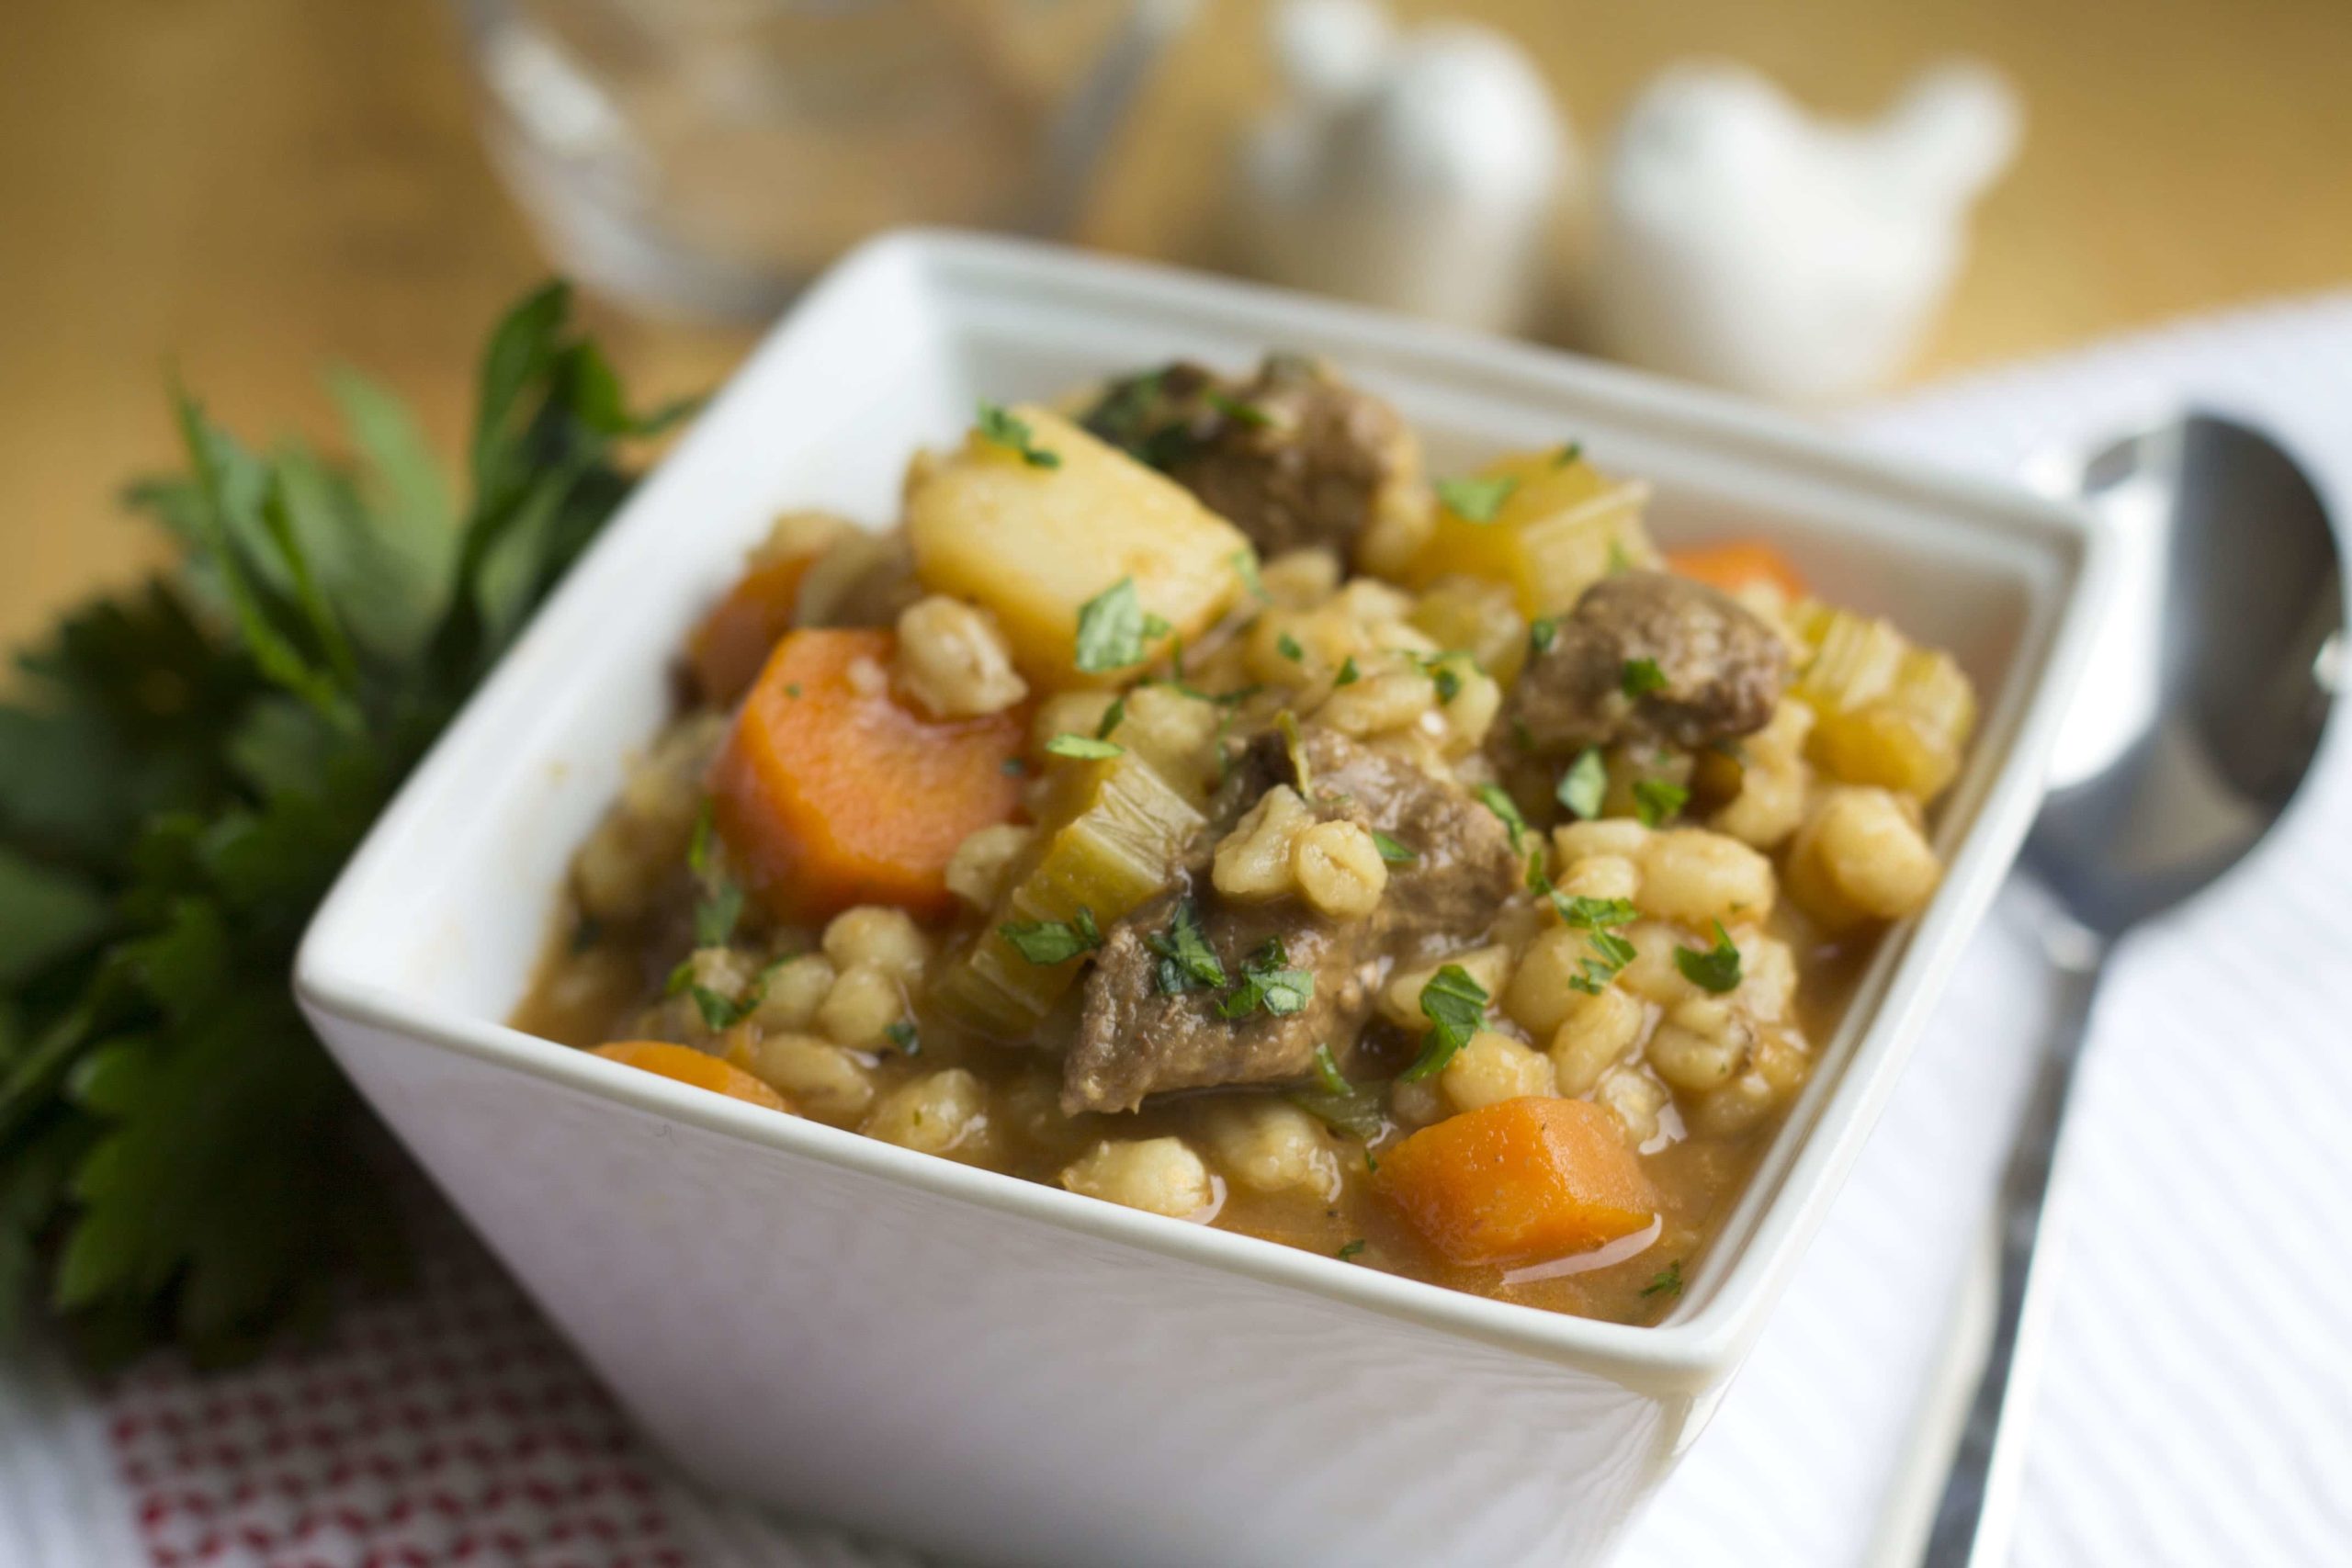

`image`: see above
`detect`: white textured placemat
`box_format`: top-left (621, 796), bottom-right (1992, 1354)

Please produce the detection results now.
top-left (1627, 291), bottom-right (2352, 1568)
top-left (5, 294), bottom-right (2348, 1568)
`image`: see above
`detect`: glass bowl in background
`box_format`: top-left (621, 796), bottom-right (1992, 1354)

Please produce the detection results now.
top-left (451, 0), bottom-right (1192, 319)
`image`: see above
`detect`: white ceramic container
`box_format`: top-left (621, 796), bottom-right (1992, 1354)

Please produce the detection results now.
top-left (296, 231), bottom-right (2110, 1568)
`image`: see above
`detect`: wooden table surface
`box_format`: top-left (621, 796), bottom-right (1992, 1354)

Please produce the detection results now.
top-left (5, 0), bottom-right (2349, 649)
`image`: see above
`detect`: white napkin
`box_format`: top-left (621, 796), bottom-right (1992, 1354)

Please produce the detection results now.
top-left (1626, 292), bottom-right (2352, 1568)
top-left (6, 297), bottom-right (2348, 1568)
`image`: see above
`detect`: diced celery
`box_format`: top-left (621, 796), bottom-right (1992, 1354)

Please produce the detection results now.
top-left (933, 750), bottom-right (1205, 1040)
top-left (1791, 602), bottom-right (1976, 800)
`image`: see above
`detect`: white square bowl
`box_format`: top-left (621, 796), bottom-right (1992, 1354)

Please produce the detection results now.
top-left (296, 231), bottom-right (2111, 1568)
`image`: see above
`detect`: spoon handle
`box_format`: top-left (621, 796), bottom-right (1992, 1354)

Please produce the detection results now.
top-left (1922, 947), bottom-right (2108, 1567)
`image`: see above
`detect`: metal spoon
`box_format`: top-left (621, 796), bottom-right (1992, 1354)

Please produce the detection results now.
top-left (1923, 413), bottom-right (2345, 1566)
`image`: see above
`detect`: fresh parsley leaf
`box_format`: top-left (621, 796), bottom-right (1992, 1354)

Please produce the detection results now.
top-left (1632, 777), bottom-right (1689, 829)
top-left (1074, 576), bottom-right (1168, 673)
top-left (1640, 1260), bottom-right (1684, 1299)
top-left (1528, 616), bottom-right (1558, 655)
top-left (1291, 1043), bottom-right (1385, 1142)
top-left (1094, 696), bottom-right (1126, 740)
top-left (1001, 908), bottom-right (1104, 965)
top-left (1276, 709), bottom-right (1312, 794)
top-left (1556, 748), bottom-right (1607, 819)
top-left (1556, 894), bottom-right (1639, 931)
top-left (1334, 656), bottom-right (1361, 687)
top-left (1476, 784), bottom-right (1530, 852)
top-left (1337, 1239), bottom-right (1368, 1259)
top-left (975, 401), bottom-right (1060, 468)
top-left (1146, 899), bottom-right (1227, 995)
top-left (1675, 922), bottom-right (1743, 993)
top-left (1553, 441), bottom-right (1585, 468)
top-left (0, 279), bottom-right (672, 1364)
top-left (1208, 390), bottom-right (1273, 428)
top-left (1607, 538), bottom-right (1635, 575)
top-left (883, 1020), bottom-right (920, 1055)
top-left (1436, 475), bottom-right (1519, 524)
top-left (1276, 631), bottom-right (1305, 662)
top-left (1046, 733), bottom-right (1124, 760)
top-left (1216, 938), bottom-right (1315, 1020)
top-left (1232, 549), bottom-right (1268, 601)
top-left (1312, 1043), bottom-right (1351, 1096)
top-left (1621, 657), bottom-right (1668, 698)
top-left (690, 985), bottom-right (760, 1031)
top-left (693, 882), bottom-right (744, 948)
top-left (1400, 964), bottom-right (1488, 1081)
top-left (1430, 661), bottom-right (1464, 703)
top-left (1371, 830), bottom-right (1416, 864)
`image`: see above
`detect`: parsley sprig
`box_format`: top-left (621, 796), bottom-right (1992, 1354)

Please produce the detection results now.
top-left (1074, 576), bottom-right (1170, 674)
top-left (975, 402), bottom-right (1060, 468)
top-left (1400, 964), bottom-right (1489, 1081)
top-left (0, 281), bottom-right (685, 1363)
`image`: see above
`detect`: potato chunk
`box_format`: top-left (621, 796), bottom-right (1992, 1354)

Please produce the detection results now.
top-left (907, 406), bottom-right (1250, 687)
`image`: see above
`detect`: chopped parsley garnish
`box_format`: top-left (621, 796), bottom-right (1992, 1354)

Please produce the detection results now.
top-left (686, 800), bottom-right (745, 946)
top-left (975, 401), bottom-right (1061, 468)
top-left (1435, 474), bottom-right (1519, 523)
top-left (1400, 964), bottom-right (1489, 1081)
top-left (1337, 1239), bottom-right (1368, 1260)
top-left (1074, 576), bottom-right (1170, 673)
top-left (1000, 757), bottom-right (1027, 777)
top-left (1528, 616), bottom-right (1558, 655)
top-left (1045, 733), bottom-right (1123, 760)
top-left (1312, 1043), bottom-right (1351, 1096)
top-left (689, 986), bottom-right (758, 1031)
top-left (784, 682), bottom-right (802, 698)
top-left (1233, 549), bottom-right (1269, 600)
top-left (1556, 748), bottom-right (1608, 819)
top-left (1621, 657), bottom-right (1668, 698)
top-left (1632, 777), bottom-right (1690, 828)
top-left (1276, 631), bottom-right (1305, 662)
top-left (1001, 908), bottom-right (1104, 965)
top-left (883, 1020), bottom-right (921, 1055)
top-left (1216, 937), bottom-right (1315, 1020)
top-left (1607, 537), bottom-right (1635, 575)
top-left (1430, 661), bottom-right (1464, 703)
top-left (1146, 898), bottom-right (1227, 995)
top-left (1291, 1043), bottom-right (1385, 1142)
top-left (1553, 441), bottom-right (1585, 468)
top-left (1277, 708), bottom-right (1312, 793)
top-left (1640, 1260), bottom-right (1684, 1299)
top-left (1334, 655), bottom-right (1361, 686)
top-left (694, 883), bottom-right (745, 949)
top-left (1675, 922), bottom-right (1743, 993)
top-left (1371, 830), bottom-right (1416, 864)
top-left (1208, 390), bottom-right (1274, 428)
top-left (1095, 695), bottom-right (1127, 739)
top-left (1528, 872), bottom-right (1638, 994)
top-left (1476, 784), bottom-right (1531, 852)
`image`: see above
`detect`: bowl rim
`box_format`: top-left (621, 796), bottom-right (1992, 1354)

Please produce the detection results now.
top-left (296, 228), bottom-right (2115, 1398)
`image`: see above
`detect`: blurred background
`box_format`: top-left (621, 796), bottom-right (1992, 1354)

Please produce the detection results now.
top-left (6, 0), bottom-right (2351, 651)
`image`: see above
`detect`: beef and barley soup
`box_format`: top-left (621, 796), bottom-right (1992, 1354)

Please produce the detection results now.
top-left (516, 357), bottom-right (1974, 1325)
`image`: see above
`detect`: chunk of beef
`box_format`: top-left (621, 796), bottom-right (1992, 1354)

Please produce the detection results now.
top-left (1502, 571), bottom-right (1787, 760)
top-left (1062, 727), bottom-right (1519, 1113)
top-left (1080, 355), bottom-right (1423, 561)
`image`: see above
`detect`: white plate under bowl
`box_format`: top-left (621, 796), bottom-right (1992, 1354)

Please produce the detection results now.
top-left (296, 231), bottom-right (2112, 1568)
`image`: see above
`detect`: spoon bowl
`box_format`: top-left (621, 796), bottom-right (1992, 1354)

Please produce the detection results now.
top-left (2028, 414), bottom-right (2345, 934)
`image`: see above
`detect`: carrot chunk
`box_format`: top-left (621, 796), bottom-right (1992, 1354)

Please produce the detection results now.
top-left (711, 627), bottom-right (1025, 923)
top-left (593, 1041), bottom-right (790, 1111)
top-left (1377, 1098), bottom-right (1658, 1266)
top-left (1664, 539), bottom-right (1806, 601)
top-left (688, 551), bottom-right (819, 704)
